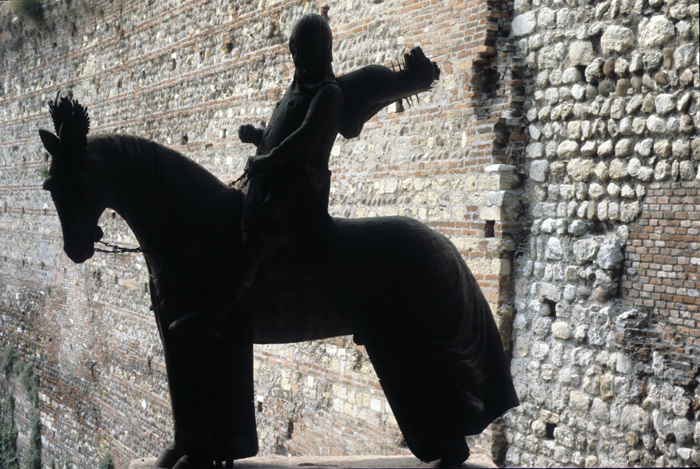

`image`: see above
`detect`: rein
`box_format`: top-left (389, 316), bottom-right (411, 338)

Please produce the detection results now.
top-left (229, 168), bottom-right (250, 187)
top-left (95, 240), bottom-right (146, 254)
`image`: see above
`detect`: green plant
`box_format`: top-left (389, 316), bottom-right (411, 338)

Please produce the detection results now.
top-left (97, 453), bottom-right (114, 469)
top-left (23, 413), bottom-right (42, 469)
top-left (0, 396), bottom-right (20, 469)
top-left (0, 347), bottom-right (18, 377)
top-left (9, 0), bottom-right (44, 24)
top-left (38, 166), bottom-right (49, 179)
top-left (20, 362), bottom-right (40, 408)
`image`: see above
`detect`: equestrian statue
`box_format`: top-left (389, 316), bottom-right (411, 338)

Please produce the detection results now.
top-left (38, 14), bottom-right (518, 469)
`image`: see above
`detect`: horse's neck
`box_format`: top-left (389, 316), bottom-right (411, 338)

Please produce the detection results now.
top-left (95, 135), bottom-right (241, 254)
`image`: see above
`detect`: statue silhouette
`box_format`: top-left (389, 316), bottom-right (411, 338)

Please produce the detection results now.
top-left (38, 14), bottom-right (517, 469)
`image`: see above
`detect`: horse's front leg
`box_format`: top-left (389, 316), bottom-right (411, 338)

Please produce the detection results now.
top-left (171, 456), bottom-right (234, 468)
top-left (153, 441), bottom-right (184, 468)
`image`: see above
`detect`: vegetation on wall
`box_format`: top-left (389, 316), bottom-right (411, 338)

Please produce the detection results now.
top-left (23, 414), bottom-right (42, 469)
top-left (19, 363), bottom-right (39, 409)
top-left (0, 348), bottom-right (43, 468)
top-left (0, 396), bottom-right (20, 469)
top-left (8, 1), bottom-right (45, 25)
top-left (97, 453), bottom-right (115, 469)
top-left (0, 348), bottom-right (18, 378)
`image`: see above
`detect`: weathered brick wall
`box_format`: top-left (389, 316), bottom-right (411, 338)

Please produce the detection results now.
top-left (505, 0), bottom-right (700, 467)
top-left (1, 0), bottom-right (519, 467)
top-left (622, 181), bottom-right (700, 378)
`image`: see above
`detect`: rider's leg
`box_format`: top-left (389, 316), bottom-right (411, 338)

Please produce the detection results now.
top-left (168, 231), bottom-right (273, 332)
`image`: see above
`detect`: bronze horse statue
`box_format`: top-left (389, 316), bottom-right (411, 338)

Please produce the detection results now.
top-left (39, 97), bottom-right (518, 468)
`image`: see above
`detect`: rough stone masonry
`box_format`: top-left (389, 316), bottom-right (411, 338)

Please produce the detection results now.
top-left (0, 0), bottom-right (698, 467)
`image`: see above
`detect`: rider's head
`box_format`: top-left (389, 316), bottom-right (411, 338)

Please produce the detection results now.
top-left (289, 14), bottom-right (333, 85)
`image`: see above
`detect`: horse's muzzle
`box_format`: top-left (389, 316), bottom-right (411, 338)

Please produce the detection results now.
top-left (64, 226), bottom-right (102, 263)
top-left (64, 242), bottom-right (94, 264)
top-left (93, 226), bottom-right (104, 242)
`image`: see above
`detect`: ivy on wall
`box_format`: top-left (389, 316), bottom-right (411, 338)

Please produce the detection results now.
top-left (0, 347), bottom-right (42, 469)
top-left (0, 396), bottom-right (20, 469)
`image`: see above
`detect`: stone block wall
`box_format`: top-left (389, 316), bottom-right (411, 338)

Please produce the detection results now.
top-left (1, 0), bottom-right (520, 467)
top-left (506, 0), bottom-right (700, 466)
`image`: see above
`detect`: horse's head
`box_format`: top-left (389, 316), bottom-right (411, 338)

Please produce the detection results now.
top-left (39, 96), bottom-right (105, 263)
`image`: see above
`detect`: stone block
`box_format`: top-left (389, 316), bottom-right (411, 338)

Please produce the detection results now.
top-left (655, 94), bottom-right (676, 115)
top-left (598, 140), bottom-right (613, 158)
top-left (479, 206), bottom-right (502, 222)
top-left (568, 220), bottom-right (587, 236)
top-left (608, 159), bottom-right (628, 180)
top-left (552, 321), bottom-right (571, 340)
top-left (526, 142), bottom-right (544, 159)
top-left (655, 161), bottom-right (672, 181)
top-left (601, 25), bottom-right (635, 54)
top-left (674, 140), bottom-right (691, 160)
top-left (567, 158), bottom-right (595, 182)
top-left (597, 238), bottom-right (624, 269)
top-left (626, 158), bottom-right (642, 179)
top-left (557, 140), bottom-right (580, 158)
top-left (639, 16), bottom-right (675, 48)
top-left (600, 373), bottom-right (614, 399)
top-left (541, 282), bottom-right (562, 302)
top-left (622, 405), bottom-right (650, 432)
top-left (569, 391), bottom-right (591, 413)
top-left (530, 160), bottom-right (549, 183)
top-left (512, 11), bottom-right (537, 36)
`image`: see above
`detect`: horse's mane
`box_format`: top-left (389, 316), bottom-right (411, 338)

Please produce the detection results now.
top-left (88, 133), bottom-right (241, 205)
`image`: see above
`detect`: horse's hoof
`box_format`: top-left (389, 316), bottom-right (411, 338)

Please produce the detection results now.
top-left (433, 458), bottom-right (466, 468)
top-left (153, 441), bottom-right (184, 468)
top-left (434, 437), bottom-right (469, 468)
top-left (171, 455), bottom-right (221, 469)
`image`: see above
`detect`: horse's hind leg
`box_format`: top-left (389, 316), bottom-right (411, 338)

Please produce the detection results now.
top-left (435, 437), bottom-right (470, 468)
top-left (362, 335), bottom-right (471, 467)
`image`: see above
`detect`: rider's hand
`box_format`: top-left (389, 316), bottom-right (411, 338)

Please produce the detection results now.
top-left (246, 155), bottom-right (268, 176)
top-left (239, 125), bottom-right (261, 144)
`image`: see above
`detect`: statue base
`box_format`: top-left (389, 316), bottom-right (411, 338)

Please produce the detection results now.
top-left (129, 454), bottom-right (496, 468)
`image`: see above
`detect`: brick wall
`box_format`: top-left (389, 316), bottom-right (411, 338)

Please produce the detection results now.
top-left (622, 181), bottom-right (700, 382)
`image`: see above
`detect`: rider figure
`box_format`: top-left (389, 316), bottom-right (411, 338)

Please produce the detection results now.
top-left (170, 13), bottom-right (439, 332)
top-left (236, 13), bottom-right (345, 286)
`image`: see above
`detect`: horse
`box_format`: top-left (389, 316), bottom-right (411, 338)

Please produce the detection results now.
top-left (38, 98), bottom-right (518, 468)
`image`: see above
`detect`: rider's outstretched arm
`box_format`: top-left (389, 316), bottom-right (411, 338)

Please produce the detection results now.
top-left (337, 46), bottom-right (440, 139)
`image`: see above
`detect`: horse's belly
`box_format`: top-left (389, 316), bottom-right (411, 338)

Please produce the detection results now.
top-left (247, 270), bottom-right (357, 344)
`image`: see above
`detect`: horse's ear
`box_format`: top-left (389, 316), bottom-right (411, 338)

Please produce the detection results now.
top-left (39, 129), bottom-right (60, 156)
